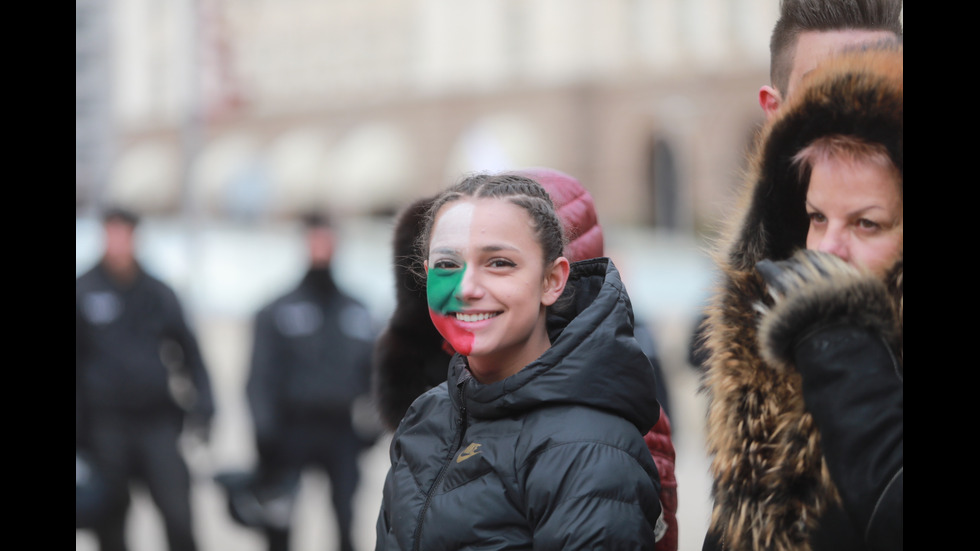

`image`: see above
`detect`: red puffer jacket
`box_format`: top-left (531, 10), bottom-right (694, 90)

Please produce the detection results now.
top-left (371, 167), bottom-right (678, 551)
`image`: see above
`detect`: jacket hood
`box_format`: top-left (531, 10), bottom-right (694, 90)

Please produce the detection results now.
top-left (721, 45), bottom-right (903, 272)
top-left (449, 257), bottom-right (660, 434)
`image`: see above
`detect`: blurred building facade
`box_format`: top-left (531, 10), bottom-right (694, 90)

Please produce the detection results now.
top-left (77, 8), bottom-right (781, 547)
top-left (77, 0), bottom-right (780, 236)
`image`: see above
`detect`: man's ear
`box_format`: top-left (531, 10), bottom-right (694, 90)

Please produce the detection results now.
top-left (541, 257), bottom-right (570, 307)
top-left (759, 85), bottom-right (782, 120)
top-left (423, 259), bottom-right (429, 273)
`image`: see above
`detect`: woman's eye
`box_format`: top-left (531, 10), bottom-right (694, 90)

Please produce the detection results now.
top-left (857, 218), bottom-right (881, 230)
top-left (489, 259), bottom-right (516, 268)
top-left (432, 259), bottom-right (460, 270)
top-left (807, 212), bottom-right (826, 224)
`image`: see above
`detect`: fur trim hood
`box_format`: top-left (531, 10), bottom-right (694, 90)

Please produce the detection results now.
top-left (701, 46), bottom-right (903, 551)
top-left (722, 45), bottom-right (902, 271)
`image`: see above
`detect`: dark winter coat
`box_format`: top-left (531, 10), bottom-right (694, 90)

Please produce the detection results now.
top-left (247, 268), bottom-right (375, 448)
top-left (375, 257), bottom-right (664, 551)
top-left (76, 261), bottom-right (215, 444)
top-left (700, 46), bottom-right (902, 551)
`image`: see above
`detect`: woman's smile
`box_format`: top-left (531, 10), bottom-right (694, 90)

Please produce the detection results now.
top-left (454, 311), bottom-right (501, 323)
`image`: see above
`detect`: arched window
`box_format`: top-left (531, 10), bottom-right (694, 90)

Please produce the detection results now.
top-left (646, 137), bottom-right (680, 230)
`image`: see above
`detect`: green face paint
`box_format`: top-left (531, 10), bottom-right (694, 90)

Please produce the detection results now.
top-left (427, 265), bottom-right (467, 315)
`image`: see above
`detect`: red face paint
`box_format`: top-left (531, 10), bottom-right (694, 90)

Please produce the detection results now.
top-left (428, 308), bottom-right (474, 355)
top-left (427, 264), bottom-right (476, 355)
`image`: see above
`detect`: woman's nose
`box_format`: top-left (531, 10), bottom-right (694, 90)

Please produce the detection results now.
top-left (815, 225), bottom-right (849, 263)
top-left (457, 267), bottom-right (484, 300)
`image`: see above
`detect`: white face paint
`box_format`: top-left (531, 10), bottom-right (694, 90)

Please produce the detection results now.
top-left (426, 198), bottom-right (562, 384)
top-left (430, 201), bottom-right (475, 252)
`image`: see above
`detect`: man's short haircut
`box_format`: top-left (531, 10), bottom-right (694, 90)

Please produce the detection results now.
top-left (300, 210), bottom-right (333, 230)
top-left (769, 0), bottom-right (903, 94)
top-left (101, 205), bottom-right (140, 227)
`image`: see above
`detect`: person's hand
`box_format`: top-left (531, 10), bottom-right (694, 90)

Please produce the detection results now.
top-left (183, 414), bottom-right (212, 446)
top-left (755, 249), bottom-right (846, 303)
top-left (755, 249), bottom-right (897, 372)
top-left (352, 394), bottom-right (384, 450)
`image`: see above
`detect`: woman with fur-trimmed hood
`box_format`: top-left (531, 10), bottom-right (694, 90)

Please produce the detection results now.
top-left (700, 45), bottom-right (902, 551)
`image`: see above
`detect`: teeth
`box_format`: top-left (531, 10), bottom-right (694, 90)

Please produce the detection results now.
top-left (455, 312), bottom-right (498, 322)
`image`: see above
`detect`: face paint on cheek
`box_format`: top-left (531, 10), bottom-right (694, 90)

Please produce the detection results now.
top-left (428, 308), bottom-right (474, 355)
top-left (427, 265), bottom-right (474, 355)
top-left (427, 266), bottom-right (466, 315)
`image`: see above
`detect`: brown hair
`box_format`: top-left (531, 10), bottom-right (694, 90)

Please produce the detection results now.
top-left (419, 172), bottom-right (567, 269)
top-left (792, 134), bottom-right (902, 197)
top-left (769, 0), bottom-right (902, 94)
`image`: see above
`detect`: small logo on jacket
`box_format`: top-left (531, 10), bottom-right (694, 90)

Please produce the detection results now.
top-left (456, 443), bottom-right (483, 463)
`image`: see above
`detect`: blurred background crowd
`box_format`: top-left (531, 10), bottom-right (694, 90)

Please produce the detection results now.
top-left (76, 2), bottom-right (898, 550)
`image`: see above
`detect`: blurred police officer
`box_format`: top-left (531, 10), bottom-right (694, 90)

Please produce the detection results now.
top-left (76, 206), bottom-right (215, 551)
top-left (246, 211), bottom-right (377, 551)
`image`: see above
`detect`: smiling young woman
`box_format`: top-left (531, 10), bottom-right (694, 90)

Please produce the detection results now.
top-left (424, 197), bottom-right (568, 382)
top-left (374, 172), bottom-right (667, 550)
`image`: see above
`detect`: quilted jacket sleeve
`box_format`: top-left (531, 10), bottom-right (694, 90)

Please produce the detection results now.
top-left (523, 420), bottom-right (664, 550)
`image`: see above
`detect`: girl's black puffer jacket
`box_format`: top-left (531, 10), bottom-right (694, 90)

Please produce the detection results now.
top-left (375, 257), bottom-right (664, 551)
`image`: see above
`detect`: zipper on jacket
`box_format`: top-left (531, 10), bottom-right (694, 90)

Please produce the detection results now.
top-left (411, 382), bottom-right (468, 551)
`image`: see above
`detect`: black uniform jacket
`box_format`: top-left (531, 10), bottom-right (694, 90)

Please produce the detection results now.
top-left (247, 268), bottom-right (375, 442)
top-left (76, 262), bottom-right (215, 441)
top-left (375, 257), bottom-right (664, 551)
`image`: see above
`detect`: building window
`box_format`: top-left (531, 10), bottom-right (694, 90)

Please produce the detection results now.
top-left (646, 137), bottom-right (680, 230)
